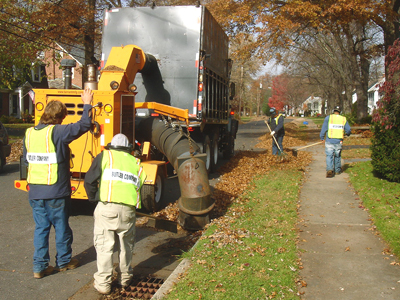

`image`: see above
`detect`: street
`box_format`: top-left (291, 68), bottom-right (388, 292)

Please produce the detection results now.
top-left (0, 118), bottom-right (272, 299)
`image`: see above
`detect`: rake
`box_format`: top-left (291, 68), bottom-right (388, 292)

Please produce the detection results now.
top-left (291, 141), bottom-right (323, 157)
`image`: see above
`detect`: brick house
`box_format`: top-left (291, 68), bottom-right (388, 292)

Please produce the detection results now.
top-left (0, 42), bottom-right (85, 119)
top-left (44, 42), bottom-right (85, 89)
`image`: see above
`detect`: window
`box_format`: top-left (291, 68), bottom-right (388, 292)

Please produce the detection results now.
top-left (32, 64), bottom-right (43, 83)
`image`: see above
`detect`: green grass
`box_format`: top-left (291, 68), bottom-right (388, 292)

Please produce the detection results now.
top-left (309, 117), bottom-right (325, 125)
top-left (4, 123), bottom-right (32, 129)
top-left (342, 148), bottom-right (371, 159)
top-left (239, 116), bottom-right (252, 123)
top-left (165, 168), bottom-right (302, 300)
top-left (347, 161), bottom-right (400, 256)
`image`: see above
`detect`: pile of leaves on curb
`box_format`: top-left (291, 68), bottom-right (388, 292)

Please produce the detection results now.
top-left (7, 139), bottom-right (23, 163)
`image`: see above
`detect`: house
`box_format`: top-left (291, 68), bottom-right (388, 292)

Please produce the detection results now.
top-left (0, 42), bottom-right (86, 119)
top-left (351, 77), bottom-right (385, 114)
top-left (0, 65), bottom-right (47, 119)
top-left (299, 96), bottom-right (325, 116)
top-left (44, 42), bottom-right (85, 89)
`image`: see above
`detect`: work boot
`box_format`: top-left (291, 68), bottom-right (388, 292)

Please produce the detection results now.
top-left (55, 258), bottom-right (80, 272)
top-left (94, 282), bottom-right (111, 295)
top-left (326, 170), bottom-right (334, 178)
top-left (335, 168), bottom-right (342, 175)
top-left (33, 265), bottom-right (54, 279)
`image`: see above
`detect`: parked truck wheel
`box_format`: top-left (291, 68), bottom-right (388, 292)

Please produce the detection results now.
top-left (203, 135), bottom-right (211, 173)
top-left (223, 134), bottom-right (235, 159)
top-left (141, 172), bottom-right (165, 212)
top-left (0, 147), bottom-right (5, 171)
top-left (210, 132), bottom-right (219, 172)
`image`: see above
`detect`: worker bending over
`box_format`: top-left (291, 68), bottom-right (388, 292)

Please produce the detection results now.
top-left (84, 133), bottom-right (146, 295)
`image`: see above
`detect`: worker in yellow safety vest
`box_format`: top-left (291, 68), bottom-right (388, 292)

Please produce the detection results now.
top-left (84, 133), bottom-right (146, 295)
top-left (320, 106), bottom-right (351, 178)
top-left (23, 88), bottom-right (93, 279)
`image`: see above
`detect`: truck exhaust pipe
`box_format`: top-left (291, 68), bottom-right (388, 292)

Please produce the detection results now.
top-left (60, 59), bottom-right (76, 89)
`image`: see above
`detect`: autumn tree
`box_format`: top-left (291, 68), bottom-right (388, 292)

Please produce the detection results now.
top-left (207, 0), bottom-right (393, 121)
top-left (268, 74), bottom-right (289, 111)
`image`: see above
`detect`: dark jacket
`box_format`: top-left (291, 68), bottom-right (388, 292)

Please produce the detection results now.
top-left (23, 104), bottom-right (92, 200)
top-left (269, 114), bottom-right (285, 137)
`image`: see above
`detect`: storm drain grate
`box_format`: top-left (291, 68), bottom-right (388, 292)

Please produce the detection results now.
top-left (120, 277), bottom-right (164, 299)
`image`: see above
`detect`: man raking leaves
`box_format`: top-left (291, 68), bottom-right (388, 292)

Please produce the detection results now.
top-left (265, 107), bottom-right (288, 161)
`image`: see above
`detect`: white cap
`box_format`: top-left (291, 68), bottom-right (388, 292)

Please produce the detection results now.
top-left (111, 133), bottom-right (129, 147)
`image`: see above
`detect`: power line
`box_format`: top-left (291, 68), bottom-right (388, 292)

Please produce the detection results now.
top-left (0, 8), bottom-right (87, 53)
top-left (0, 18), bottom-right (87, 55)
top-left (0, 26), bottom-right (87, 61)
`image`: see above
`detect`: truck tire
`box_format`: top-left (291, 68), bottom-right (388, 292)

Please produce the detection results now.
top-left (210, 132), bottom-right (219, 172)
top-left (0, 147), bottom-right (5, 171)
top-left (141, 172), bottom-right (165, 212)
top-left (223, 134), bottom-right (235, 159)
top-left (203, 134), bottom-right (211, 173)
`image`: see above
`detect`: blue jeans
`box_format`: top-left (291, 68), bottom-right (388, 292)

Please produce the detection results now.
top-left (29, 197), bottom-right (73, 272)
top-left (272, 135), bottom-right (284, 155)
top-left (325, 142), bottom-right (342, 172)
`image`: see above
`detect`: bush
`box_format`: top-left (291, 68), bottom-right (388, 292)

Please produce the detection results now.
top-left (0, 115), bottom-right (23, 124)
top-left (371, 38), bottom-right (400, 182)
top-left (371, 123), bottom-right (400, 182)
top-left (0, 115), bottom-right (10, 124)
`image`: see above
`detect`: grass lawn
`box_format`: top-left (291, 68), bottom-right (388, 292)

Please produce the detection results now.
top-left (347, 162), bottom-right (400, 256)
top-left (4, 123), bottom-right (33, 129)
top-left (309, 117), bottom-right (325, 126)
top-left (165, 167), bottom-right (303, 300)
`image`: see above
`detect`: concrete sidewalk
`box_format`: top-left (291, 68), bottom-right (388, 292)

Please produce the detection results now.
top-left (298, 143), bottom-right (400, 299)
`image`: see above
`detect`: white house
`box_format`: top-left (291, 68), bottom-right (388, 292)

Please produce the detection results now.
top-left (352, 77), bottom-right (385, 114)
top-left (299, 96), bottom-right (325, 116)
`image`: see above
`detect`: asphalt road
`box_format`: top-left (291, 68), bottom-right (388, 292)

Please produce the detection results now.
top-left (0, 118), bottom-right (274, 299)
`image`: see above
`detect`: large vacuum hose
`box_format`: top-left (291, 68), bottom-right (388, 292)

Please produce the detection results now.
top-left (136, 117), bottom-right (213, 230)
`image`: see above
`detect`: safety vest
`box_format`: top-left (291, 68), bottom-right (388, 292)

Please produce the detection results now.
top-left (328, 114), bottom-right (347, 139)
top-left (99, 149), bottom-right (145, 208)
top-left (274, 114), bottom-right (283, 125)
top-left (25, 125), bottom-right (58, 185)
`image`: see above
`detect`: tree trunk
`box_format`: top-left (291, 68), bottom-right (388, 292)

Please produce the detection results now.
top-left (355, 55), bottom-right (370, 121)
top-left (83, 0), bottom-right (96, 86)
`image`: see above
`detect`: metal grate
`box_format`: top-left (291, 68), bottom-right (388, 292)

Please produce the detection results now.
top-left (120, 277), bottom-right (164, 299)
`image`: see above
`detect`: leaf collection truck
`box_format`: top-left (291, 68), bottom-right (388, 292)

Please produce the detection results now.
top-left (14, 5), bottom-right (238, 231)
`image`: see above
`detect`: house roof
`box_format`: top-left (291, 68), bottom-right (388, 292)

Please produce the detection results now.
top-left (57, 42), bottom-right (101, 67)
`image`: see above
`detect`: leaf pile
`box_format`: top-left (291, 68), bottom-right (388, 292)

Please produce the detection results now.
top-left (7, 139), bottom-right (23, 162)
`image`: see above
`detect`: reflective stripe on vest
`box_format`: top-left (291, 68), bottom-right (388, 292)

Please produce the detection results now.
top-left (25, 125), bottom-right (58, 185)
top-left (328, 115), bottom-right (346, 139)
top-left (99, 149), bottom-right (145, 208)
top-left (274, 114), bottom-right (282, 125)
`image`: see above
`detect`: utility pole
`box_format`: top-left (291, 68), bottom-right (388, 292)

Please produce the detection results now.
top-left (257, 82), bottom-right (262, 117)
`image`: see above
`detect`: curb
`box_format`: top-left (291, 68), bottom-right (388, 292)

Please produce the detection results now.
top-left (152, 258), bottom-right (191, 299)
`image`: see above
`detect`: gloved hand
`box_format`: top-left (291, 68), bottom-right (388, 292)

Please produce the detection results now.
top-left (270, 131), bottom-right (275, 136)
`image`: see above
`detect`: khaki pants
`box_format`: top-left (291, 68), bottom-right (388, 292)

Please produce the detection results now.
top-left (93, 201), bottom-right (136, 290)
